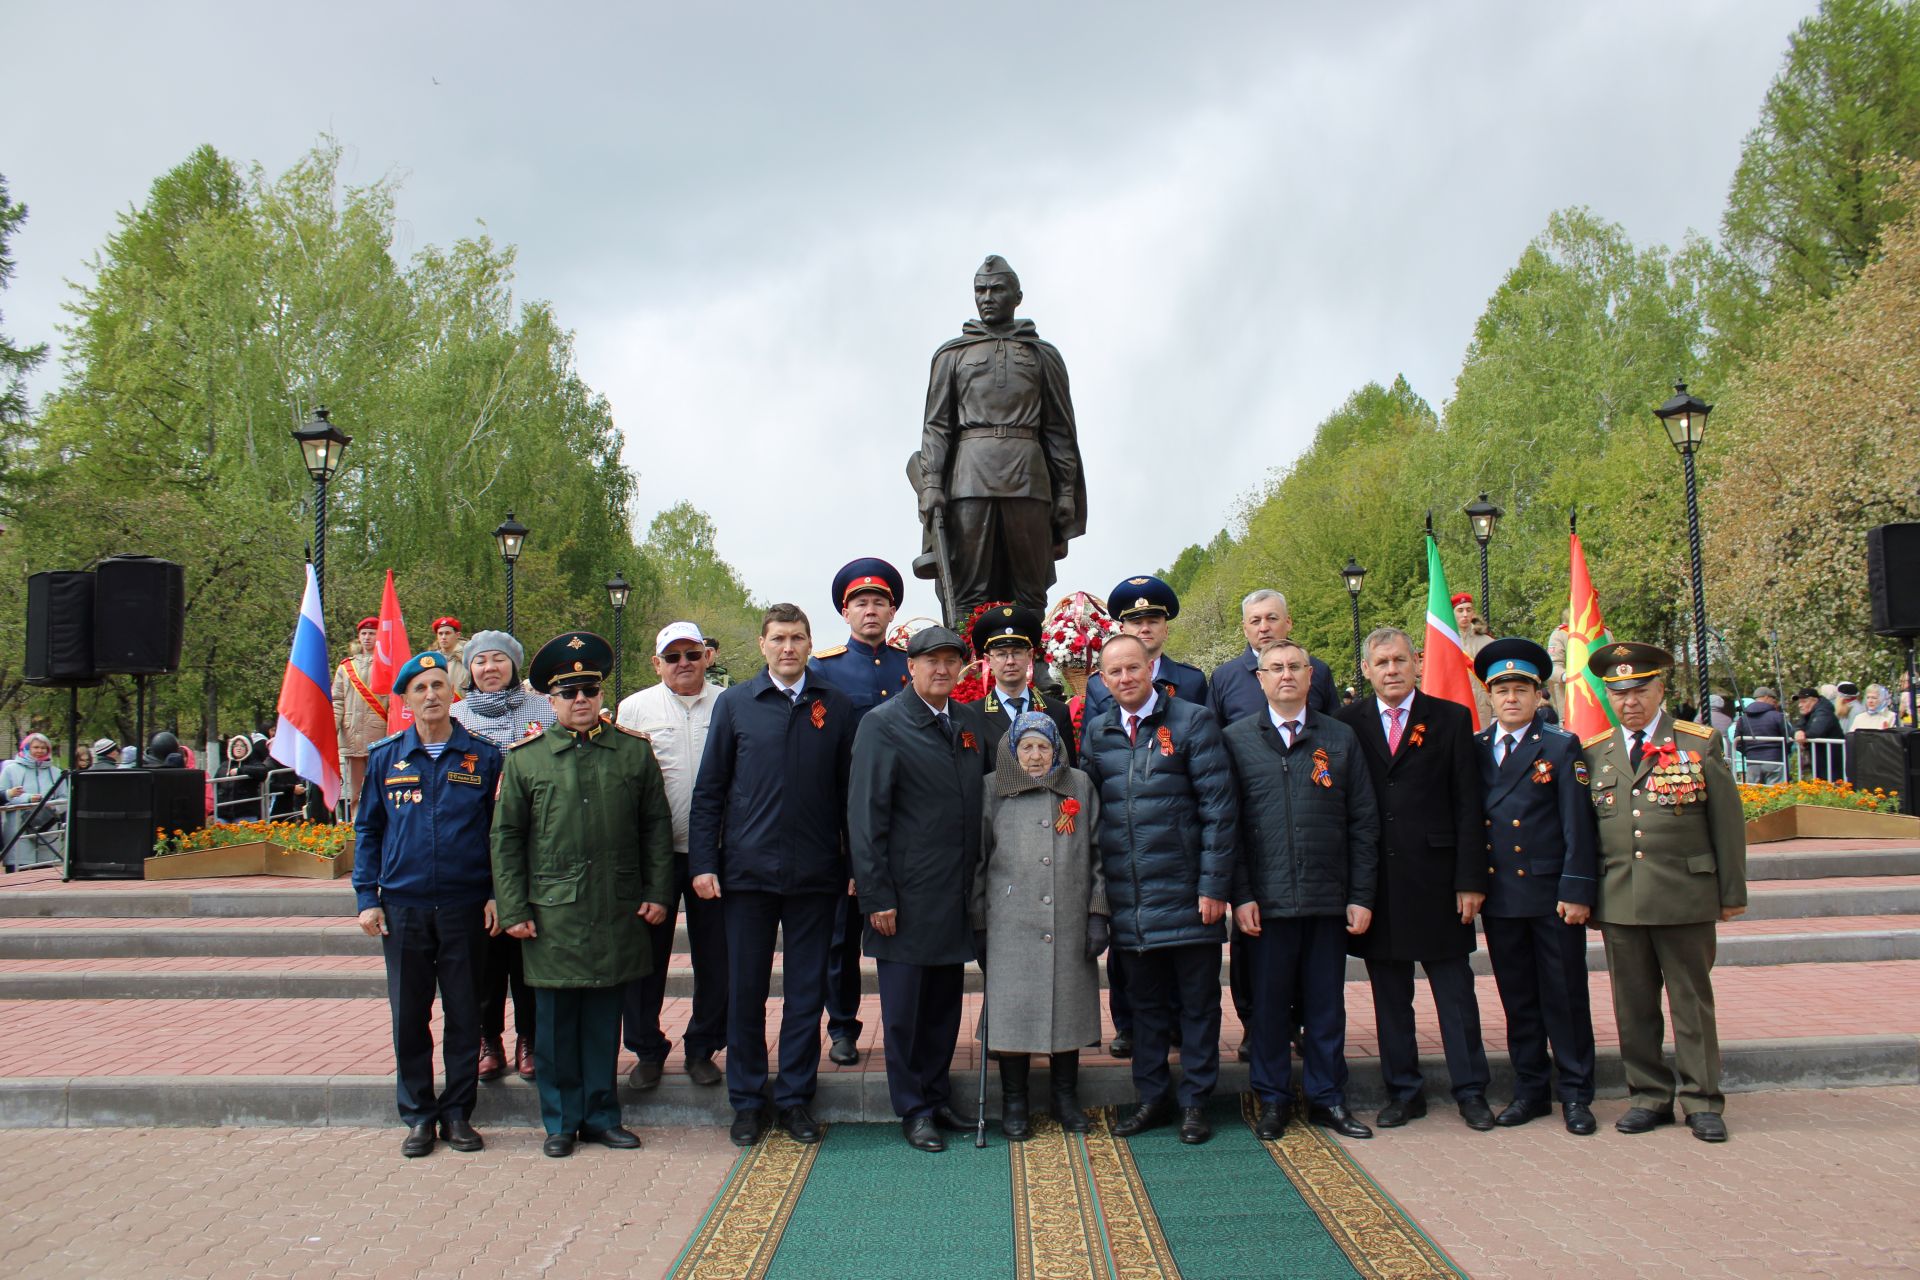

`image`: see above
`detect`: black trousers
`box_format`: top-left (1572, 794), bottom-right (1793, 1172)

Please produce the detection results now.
top-left (1484, 913), bottom-right (1596, 1104)
top-left (533, 985), bottom-right (624, 1137)
top-left (623, 851), bottom-right (729, 1064)
top-left (824, 890), bottom-right (865, 1044)
top-left (1127, 944), bottom-right (1221, 1109)
top-left (875, 959), bottom-right (963, 1120)
top-left (1107, 949), bottom-right (1133, 1035)
top-left (1246, 916), bottom-right (1349, 1108)
top-left (724, 890), bottom-right (837, 1113)
top-left (947, 496), bottom-right (1052, 615)
top-left (1365, 954), bottom-right (1489, 1103)
top-left (380, 902), bottom-right (487, 1127)
top-left (480, 933), bottom-right (534, 1043)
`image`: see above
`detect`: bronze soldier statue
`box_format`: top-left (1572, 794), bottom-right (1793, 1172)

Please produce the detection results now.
top-left (911, 255), bottom-right (1088, 622)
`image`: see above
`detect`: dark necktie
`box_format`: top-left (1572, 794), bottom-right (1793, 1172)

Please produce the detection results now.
top-left (936, 711), bottom-right (954, 745)
top-left (1283, 719), bottom-right (1300, 748)
top-left (787, 688), bottom-right (800, 706)
top-left (1499, 733), bottom-right (1518, 768)
top-left (1630, 729), bottom-right (1645, 770)
top-left (1010, 696), bottom-right (1026, 719)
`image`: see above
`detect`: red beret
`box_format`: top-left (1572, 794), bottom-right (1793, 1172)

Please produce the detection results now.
top-left (357, 616), bottom-right (379, 631)
top-left (1450, 592), bottom-right (1475, 608)
top-left (432, 616), bottom-right (462, 632)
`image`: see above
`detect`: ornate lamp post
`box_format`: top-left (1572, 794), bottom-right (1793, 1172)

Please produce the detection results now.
top-left (493, 513), bottom-right (529, 639)
top-left (1463, 492), bottom-right (1503, 628)
top-left (605, 570), bottom-right (631, 705)
top-left (1341, 556), bottom-right (1367, 689)
top-left (1655, 381), bottom-right (1714, 716)
top-left (291, 406), bottom-right (351, 611)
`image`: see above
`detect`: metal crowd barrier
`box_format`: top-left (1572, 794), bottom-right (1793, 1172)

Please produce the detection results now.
top-left (209, 767), bottom-right (302, 822)
top-left (1730, 735), bottom-right (1848, 785)
top-left (1, 790), bottom-right (68, 871)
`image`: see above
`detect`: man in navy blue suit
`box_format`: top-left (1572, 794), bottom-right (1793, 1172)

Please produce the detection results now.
top-left (1473, 638), bottom-right (1600, 1135)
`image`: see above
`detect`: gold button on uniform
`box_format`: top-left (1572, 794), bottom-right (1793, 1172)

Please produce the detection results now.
top-left (1634, 851), bottom-right (1645, 860)
top-left (1513, 845), bottom-right (1522, 852)
top-left (1511, 819), bottom-right (1521, 828)
top-left (1516, 868), bottom-right (1526, 876)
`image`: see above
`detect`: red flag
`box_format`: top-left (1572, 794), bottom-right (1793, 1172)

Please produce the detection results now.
top-left (370, 570), bottom-right (415, 734)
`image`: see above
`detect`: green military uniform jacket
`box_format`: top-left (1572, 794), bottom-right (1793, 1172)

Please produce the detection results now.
top-left (491, 719), bottom-right (675, 988)
top-left (1580, 715), bottom-right (1747, 926)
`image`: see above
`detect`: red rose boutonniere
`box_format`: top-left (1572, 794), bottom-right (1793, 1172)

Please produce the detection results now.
top-left (810, 701), bottom-right (827, 730)
top-left (960, 730), bottom-right (977, 751)
top-left (1532, 758), bottom-right (1553, 784)
top-left (1409, 723), bottom-right (1426, 748)
top-left (1155, 725), bottom-right (1174, 757)
top-left (1055, 797), bottom-right (1081, 834)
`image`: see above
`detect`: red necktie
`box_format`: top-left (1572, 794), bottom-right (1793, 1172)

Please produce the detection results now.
top-left (1127, 714), bottom-right (1140, 745)
top-left (1385, 706), bottom-right (1405, 753)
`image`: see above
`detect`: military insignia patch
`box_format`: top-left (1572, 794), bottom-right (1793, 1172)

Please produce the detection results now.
top-left (421, 655), bottom-right (437, 668)
top-left (1128, 577), bottom-right (1150, 585)
top-left (566, 636), bottom-right (585, 650)
top-left (1611, 644), bottom-right (1632, 658)
top-left (1135, 598), bottom-right (1150, 609)
top-left (1614, 663), bottom-right (1632, 678)
top-left (1574, 761), bottom-right (1590, 785)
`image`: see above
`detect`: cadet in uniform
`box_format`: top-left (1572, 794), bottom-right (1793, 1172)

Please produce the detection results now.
top-left (1580, 643), bottom-right (1747, 1142)
top-left (1472, 638), bottom-right (1599, 1136)
top-left (492, 631), bottom-right (675, 1158)
top-left (353, 651), bottom-right (503, 1158)
top-left (971, 603), bottom-right (1077, 769)
top-left (808, 557), bottom-right (911, 1067)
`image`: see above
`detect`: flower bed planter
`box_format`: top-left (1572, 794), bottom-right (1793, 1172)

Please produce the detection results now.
top-left (145, 842), bottom-right (352, 880)
top-left (1744, 805), bottom-right (1920, 844)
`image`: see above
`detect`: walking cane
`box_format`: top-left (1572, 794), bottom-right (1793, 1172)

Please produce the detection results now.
top-left (974, 989), bottom-right (990, 1148)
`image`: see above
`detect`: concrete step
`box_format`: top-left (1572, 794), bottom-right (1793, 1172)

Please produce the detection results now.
top-left (1749, 845), bottom-right (1920, 879)
top-left (0, 886), bottom-right (355, 919)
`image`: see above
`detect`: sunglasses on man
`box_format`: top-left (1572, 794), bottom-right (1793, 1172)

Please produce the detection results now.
top-left (659, 650), bottom-right (704, 665)
top-left (555, 684), bottom-right (602, 701)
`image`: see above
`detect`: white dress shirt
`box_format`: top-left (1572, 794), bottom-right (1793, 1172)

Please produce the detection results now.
top-left (1377, 690), bottom-right (1417, 739)
top-left (1267, 704), bottom-right (1309, 748)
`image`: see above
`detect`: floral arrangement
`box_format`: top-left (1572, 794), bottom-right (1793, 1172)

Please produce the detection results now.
top-left (152, 820), bottom-right (353, 858)
top-left (1737, 779), bottom-right (1901, 821)
top-left (949, 600), bottom-right (1008, 704)
top-left (1042, 591), bottom-right (1117, 670)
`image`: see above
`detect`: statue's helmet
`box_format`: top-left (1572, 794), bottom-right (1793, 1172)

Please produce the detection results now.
top-left (974, 255), bottom-right (1019, 290)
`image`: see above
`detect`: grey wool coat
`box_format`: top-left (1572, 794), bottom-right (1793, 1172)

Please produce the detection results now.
top-left (970, 741), bottom-right (1109, 1054)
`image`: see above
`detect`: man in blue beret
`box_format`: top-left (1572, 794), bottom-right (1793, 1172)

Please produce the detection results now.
top-left (353, 652), bottom-right (504, 1158)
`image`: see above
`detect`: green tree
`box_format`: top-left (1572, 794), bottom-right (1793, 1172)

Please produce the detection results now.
top-left (0, 175), bottom-right (48, 499)
top-left (631, 501), bottom-right (764, 686)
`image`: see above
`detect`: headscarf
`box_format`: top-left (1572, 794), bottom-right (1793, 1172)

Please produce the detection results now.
top-left (994, 711), bottom-right (1074, 799)
top-left (17, 732), bottom-right (51, 762)
top-left (1011, 711), bottom-right (1063, 776)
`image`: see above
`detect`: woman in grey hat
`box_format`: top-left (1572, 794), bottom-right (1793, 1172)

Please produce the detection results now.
top-left (449, 628), bottom-right (557, 1082)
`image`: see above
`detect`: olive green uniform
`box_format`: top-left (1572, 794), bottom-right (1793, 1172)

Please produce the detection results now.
top-left (1581, 714), bottom-right (1747, 1115)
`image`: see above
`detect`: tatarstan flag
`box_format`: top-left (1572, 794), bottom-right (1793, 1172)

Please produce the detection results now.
top-left (1420, 534), bottom-right (1481, 730)
top-left (1565, 531), bottom-right (1619, 739)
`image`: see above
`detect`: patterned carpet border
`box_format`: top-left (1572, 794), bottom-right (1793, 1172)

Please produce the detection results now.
top-left (1238, 1095), bottom-right (1465, 1280)
top-left (1011, 1115), bottom-right (1112, 1280)
top-left (1084, 1110), bottom-right (1180, 1279)
top-left (668, 1125), bottom-right (821, 1280)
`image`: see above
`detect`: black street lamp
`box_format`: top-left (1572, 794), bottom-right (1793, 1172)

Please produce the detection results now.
top-left (1463, 492), bottom-right (1503, 628)
top-left (291, 406), bottom-right (351, 611)
top-left (493, 513), bottom-right (529, 639)
top-left (606, 570), bottom-right (631, 704)
top-left (1655, 381), bottom-right (1714, 716)
top-left (1341, 556), bottom-right (1367, 689)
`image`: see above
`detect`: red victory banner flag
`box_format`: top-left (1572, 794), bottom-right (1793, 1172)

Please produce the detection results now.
top-left (369, 570), bottom-right (415, 734)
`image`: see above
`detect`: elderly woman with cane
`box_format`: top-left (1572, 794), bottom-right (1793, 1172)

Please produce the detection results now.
top-left (972, 711), bottom-right (1110, 1141)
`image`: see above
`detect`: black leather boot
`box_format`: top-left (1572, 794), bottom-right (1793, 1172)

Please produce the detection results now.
top-left (1000, 1054), bottom-right (1031, 1141)
top-left (1050, 1051), bottom-right (1088, 1133)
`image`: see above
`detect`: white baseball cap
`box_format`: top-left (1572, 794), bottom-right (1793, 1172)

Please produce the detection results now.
top-left (655, 621), bottom-right (705, 655)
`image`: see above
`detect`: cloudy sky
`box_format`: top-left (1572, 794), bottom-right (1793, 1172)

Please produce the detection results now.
top-left (8, 1), bottom-right (1814, 624)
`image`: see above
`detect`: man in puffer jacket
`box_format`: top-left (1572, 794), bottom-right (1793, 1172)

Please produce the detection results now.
top-left (1080, 635), bottom-right (1238, 1145)
top-left (1225, 639), bottom-right (1379, 1143)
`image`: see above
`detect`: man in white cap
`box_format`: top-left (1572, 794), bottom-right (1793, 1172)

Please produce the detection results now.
top-left (616, 621), bottom-right (729, 1091)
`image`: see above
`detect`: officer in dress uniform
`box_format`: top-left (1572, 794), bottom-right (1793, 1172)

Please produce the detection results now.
top-left (808, 557), bottom-right (911, 1067)
top-left (971, 604), bottom-right (1077, 769)
top-left (1471, 638), bottom-right (1599, 1136)
top-left (1081, 575), bottom-right (1208, 1057)
top-left (1579, 642), bottom-right (1747, 1143)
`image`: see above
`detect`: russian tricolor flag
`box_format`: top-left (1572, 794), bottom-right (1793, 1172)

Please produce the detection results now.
top-left (269, 564), bottom-right (343, 814)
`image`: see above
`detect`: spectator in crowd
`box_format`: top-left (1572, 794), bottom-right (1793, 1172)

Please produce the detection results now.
top-left (1733, 688), bottom-right (1788, 782)
top-left (143, 731), bottom-right (186, 768)
top-left (618, 621), bottom-right (730, 1095)
top-left (333, 618), bottom-right (388, 813)
top-left (88, 738), bottom-right (120, 771)
top-left (1853, 685), bottom-right (1896, 731)
top-left (1709, 695), bottom-right (1734, 736)
top-left (1834, 681), bottom-right (1863, 733)
top-left (220, 734), bottom-right (265, 820)
top-left (73, 743), bottom-right (94, 772)
top-left (431, 617), bottom-right (469, 693)
top-left (1081, 634), bottom-right (1238, 1145)
top-left (972, 711), bottom-right (1107, 1140)
top-left (691, 604), bottom-right (854, 1148)
top-left (2, 733), bottom-right (62, 870)
top-left (1225, 638), bottom-right (1378, 1142)
top-left (449, 630), bottom-right (557, 1084)
top-left (1794, 687), bottom-right (1843, 781)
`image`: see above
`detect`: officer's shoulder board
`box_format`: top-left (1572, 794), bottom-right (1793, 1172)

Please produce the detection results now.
top-left (614, 724), bottom-right (652, 743)
top-left (369, 729), bottom-right (405, 750)
top-left (1581, 729), bottom-right (1614, 750)
top-left (1673, 719), bottom-right (1714, 739)
top-left (812, 645), bottom-right (847, 660)
top-left (1540, 721), bottom-right (1573, 739)
top-left (504, 733), bottom-right (544, 751)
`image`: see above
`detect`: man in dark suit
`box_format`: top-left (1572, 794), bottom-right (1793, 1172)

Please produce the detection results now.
top-left (972, 604), bottom-right (1077, 769)
top-left (848, 625), bottom-right (988, 1152)
top-left (1335, 626), bottom-right (1494, 1131)
top-left (1472, 638), bottom-right (1599, 1136)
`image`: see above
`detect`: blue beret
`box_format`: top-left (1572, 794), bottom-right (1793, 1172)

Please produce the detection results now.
top-left (832, 557), bottom-right (903, 609)
top-left (392, 651), bottom-right (453, 696)
top-left (1108, 574), bottom-right (1180, 621)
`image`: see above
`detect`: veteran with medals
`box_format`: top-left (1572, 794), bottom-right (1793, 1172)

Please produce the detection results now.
top-left (1579, 642), bottom-right (1747, 1142)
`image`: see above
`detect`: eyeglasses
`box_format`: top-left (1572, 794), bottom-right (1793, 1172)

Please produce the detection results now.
top-left (659, 651), bottom-right (704, 665)
top-left (555, 685), bottom-right (602, 701)
top-left (1259, 663), bottom-right (1308, 676)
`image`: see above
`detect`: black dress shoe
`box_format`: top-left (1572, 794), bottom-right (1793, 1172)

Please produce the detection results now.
top-left (779, 1105), bottom-right (822, 1145)
top-left (1178, 1106), bottom-right (1212, 1144)
top-left (1458, 1096), bottom-right (1495, 1131)
top-left (1563, 1102), bottom-right (1597, 1135)
top-left (1107, 1032), bottom-right (1133, 1059)
top-left (579, 1125), bottom-right (642, 1149)
top-left (730, 1108), bottom-right (768, 1147)
top-left (401, 1122), bottom-right (436, 1158)
top-left (1614, 1106), bottom-right (1676, 1134)
top-left (1000, 1093), bottom-right (1031, 1142)
top-left (931, 1104), bottom-right (975, 1133)
top-left (685, 1054), bottom-right (724, 1087)
top-left (1494, 1099), bottom-right (1551, 1128)
top-left (1255, 1100), bottom-right (1292, 1140)
top-left (1111, 1099), bottom-right (1173, 1138)
top-left (1376, 1094), bottom-right (1428, 1128)
top-left (903, 1115), bottom-right (945, 1152)
top-left (439, 1117), bottom-right (484, 1152)
top-left (1307, 1104), bottom-right (1373, 1139)
top-left (828, 1037), bottom-right (860, 1066)
top-left (1687, 1112), bottom-right (1729, 1143)
top-left (1234, 1039), bottom-right (1250, 1063)
top-left (542, 1133), bottom-right (576, 1158)
top-left (628, 1059), bottom-right (663, 1091)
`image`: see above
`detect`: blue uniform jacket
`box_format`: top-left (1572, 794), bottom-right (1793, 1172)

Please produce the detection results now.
top-left (688, 671), bottom-right (856, 895)
top-left (1474, 719), bottom-right (1598, 916)
top-left (1208, 646), bottom-right (1338, 726)
top-left (352, 722), bottom-right (503, 913)
top-left (1083, 654), bottom-right (1210, 718)
top-left (809, 636), bottom-right (910, 725)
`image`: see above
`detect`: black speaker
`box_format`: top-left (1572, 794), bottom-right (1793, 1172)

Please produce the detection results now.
top-left (1850, 728), bottom-right (1920, 816)
top-left (92, 555), bottom-right (185, 675)
top-left (66, 768), bottom-right (206, 880)
top-left (1866, 524), bottom-right (1920, 639)
top-left (23, 571), bottom-right (101, 687)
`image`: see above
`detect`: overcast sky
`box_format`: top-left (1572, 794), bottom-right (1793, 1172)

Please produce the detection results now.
top-left (7, 1), bottom-right (1815, 626)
